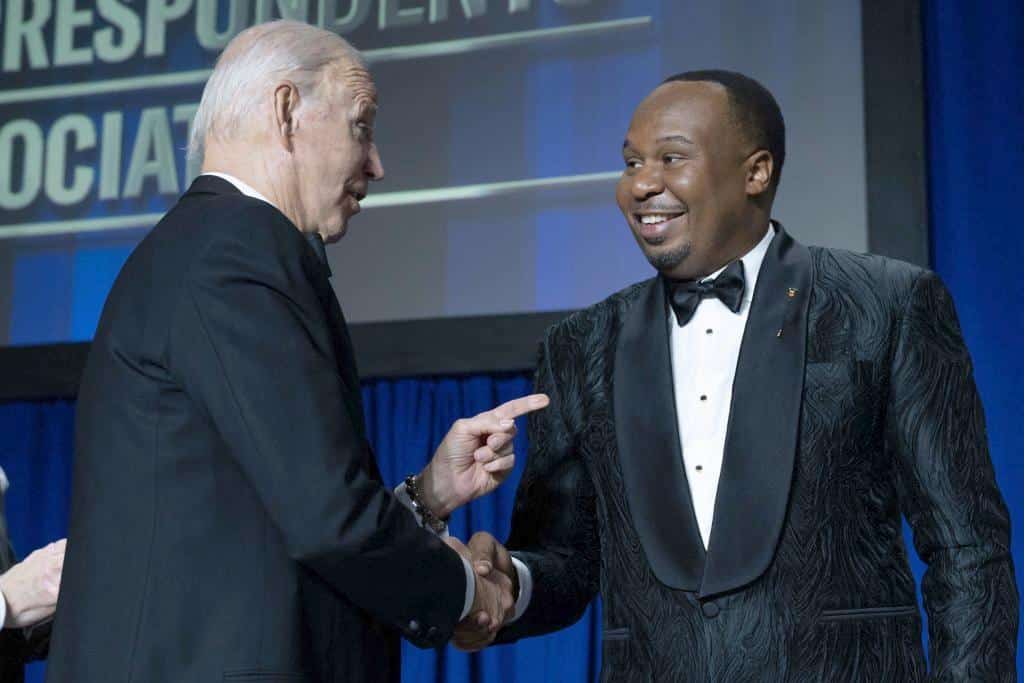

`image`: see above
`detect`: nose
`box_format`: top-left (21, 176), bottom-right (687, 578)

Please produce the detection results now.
top-left (366, 143), bottom-right (384, 181)
top-left (630, 164), bottom-right (663, 201)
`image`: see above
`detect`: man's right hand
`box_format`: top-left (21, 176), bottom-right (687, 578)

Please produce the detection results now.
top-left (453, 532), bottom-right (518, 652)
top-left (0, 538), bottom-right (66, 629)
top-left (445, 536), bottom-right (514, 646)
top-left (467, 532), bottom-right (518, 598)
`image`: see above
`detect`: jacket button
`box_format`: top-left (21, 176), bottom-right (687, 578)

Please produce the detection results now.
top-left (427, 626), bottom-right (438, 638)
top-left (701, 601), bottom-right (720, 618)
top-left (408, 620), bottom-right (420, 632)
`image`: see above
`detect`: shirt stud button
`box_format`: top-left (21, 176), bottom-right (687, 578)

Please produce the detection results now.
top-left (695, 465), bottom-right (703, 472)
top-left (700, 395), bottom-right (708, 401)
top-left (706, 328), bottom-right (713, 334)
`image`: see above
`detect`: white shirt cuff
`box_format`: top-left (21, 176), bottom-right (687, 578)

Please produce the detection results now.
top-left (394, 483), bottom-right (472, 619)
top-left (508, 555), bottom-right (533, 623)
top-left (458, 556), bottom-right (475, 621)
top-left (393, 482), bottom-right (449, 538)
top-left (393, 481), bottom-right (417, 520)
top-left (0, 584), bottom-right (7, 628)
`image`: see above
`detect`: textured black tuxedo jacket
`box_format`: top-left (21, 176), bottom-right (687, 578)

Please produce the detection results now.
top-left (499, 227), bottom-right (1018, 681)
top-left (46, 176), bottom-right (466, 683)
top-left (0, 498), bottom-right (50, 683)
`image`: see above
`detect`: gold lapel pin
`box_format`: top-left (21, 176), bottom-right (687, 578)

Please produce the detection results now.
top-left (787, 287), bottom-right (798, 298)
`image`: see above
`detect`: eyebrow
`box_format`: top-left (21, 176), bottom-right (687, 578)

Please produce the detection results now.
top-left (622, 134), bottom-right (696, 150)
top-left (657, 135), bottom-right (695, 145)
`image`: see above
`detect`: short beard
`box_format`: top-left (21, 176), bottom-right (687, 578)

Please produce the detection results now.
top-left (645, 241), bottom-right (691, 273)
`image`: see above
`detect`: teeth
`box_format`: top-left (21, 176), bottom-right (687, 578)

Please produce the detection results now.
top-left (639, 214), bottom-right (680, 225)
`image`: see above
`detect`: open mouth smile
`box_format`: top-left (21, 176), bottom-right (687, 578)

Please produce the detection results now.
top-left (633, 211), bottom-right (686, 240)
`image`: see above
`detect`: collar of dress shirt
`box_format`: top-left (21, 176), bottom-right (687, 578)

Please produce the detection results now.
top-left (700, 222), bottom-right (774, 304)
top-left (200, 172), bottom-right (279, 213)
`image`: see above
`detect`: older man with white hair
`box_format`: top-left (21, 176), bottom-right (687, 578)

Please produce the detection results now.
top-left (45, 21), bottom-right (545, 683)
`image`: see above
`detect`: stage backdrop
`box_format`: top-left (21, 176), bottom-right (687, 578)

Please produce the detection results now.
top-left (1, 0), bottom-right (1021, 681)
top-left (0, 0), bottom-right (868, 344)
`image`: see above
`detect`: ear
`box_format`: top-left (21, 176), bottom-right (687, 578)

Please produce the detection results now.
top-left (744, 149), bottom-right (774, 198)
top-left (273, 81), bottom-right (301, 152)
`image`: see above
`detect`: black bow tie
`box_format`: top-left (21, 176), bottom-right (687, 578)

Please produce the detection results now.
top-left (667, 260), bottom-right (746, 327)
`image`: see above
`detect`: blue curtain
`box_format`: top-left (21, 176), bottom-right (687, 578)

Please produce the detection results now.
top-left (922, 0), bottom-right (1024, 671)
top-left (0, 374), bottom-right (601, 683)
top-left (0, 401), bottom-right (75, 683)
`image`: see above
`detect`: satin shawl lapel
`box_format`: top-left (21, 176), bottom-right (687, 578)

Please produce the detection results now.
top-left (700, 226), bottom-right (812, 598)
top-left (614, 278), bottom-right (706, 591)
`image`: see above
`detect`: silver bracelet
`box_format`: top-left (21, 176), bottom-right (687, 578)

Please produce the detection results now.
top-left (404, 474), bottom-right (448, 534)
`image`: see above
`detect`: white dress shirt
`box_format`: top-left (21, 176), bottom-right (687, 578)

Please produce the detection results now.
top-left (201, 173), bottom-right (476, 621)
top-left (202, 172), bottom-right (278, 211)
top-left (512, 224), bottom-right (774, 620)
top-left (670, 225), bottom-right (773, 548)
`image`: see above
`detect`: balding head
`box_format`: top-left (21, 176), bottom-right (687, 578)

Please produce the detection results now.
top-left (192, 20), bottom-right (384, 244)
top-left (188, 20), bottom-right (365, 160)
top-left (616, 76), bottom-right (777, 280)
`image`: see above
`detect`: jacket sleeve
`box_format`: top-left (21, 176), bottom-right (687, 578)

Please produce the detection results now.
top-left (497, 334), bottom-right (600, 643)
top-left (168, 212), bottom-right (466, 648)
top-left (889, 270), bottom-right (1019, 680)
top-left (22, 619), bottom-right (50, 661)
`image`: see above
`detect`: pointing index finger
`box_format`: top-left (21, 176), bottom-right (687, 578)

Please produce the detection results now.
top-left (491, 394), bottom-right (550, 421)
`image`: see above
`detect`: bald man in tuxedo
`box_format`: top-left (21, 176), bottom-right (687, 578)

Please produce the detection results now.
top-left (460, 71), bottom-right (1018, 681)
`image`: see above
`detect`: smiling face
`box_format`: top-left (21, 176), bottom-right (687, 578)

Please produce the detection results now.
top-left (290, 63), bottom-right (384, 243)
top-left (616, 80), bottom-right (772, 280)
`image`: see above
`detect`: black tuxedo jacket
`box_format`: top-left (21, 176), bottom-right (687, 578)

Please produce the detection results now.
top-left (499, 227), bottom-right (1018, 681)
top-left (0, 499), bottom-right (50, 683)
top-left (46, 176), bottom-right (466, 683)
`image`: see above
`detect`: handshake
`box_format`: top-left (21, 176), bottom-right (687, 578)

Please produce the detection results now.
top-left (413, 392), bottom-right (549, 651)
top-left (446, 532), bottom-right (518, 652)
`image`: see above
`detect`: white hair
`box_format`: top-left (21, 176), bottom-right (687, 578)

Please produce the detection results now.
top-left (187, 20), bottom-right (364, 162)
